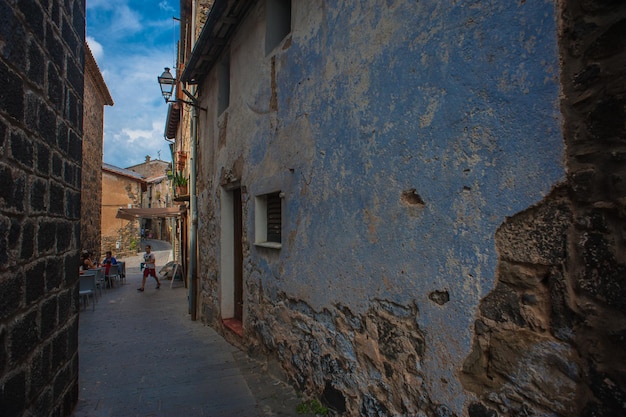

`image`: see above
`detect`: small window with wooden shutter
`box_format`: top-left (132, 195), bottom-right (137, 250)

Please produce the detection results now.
top-left (266, 192), bottom-right (281, 243)
top-left (254, 191), bottom-right (282, 249)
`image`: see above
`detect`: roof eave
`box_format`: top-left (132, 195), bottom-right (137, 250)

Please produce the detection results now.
top-left (102, 164), bottom-right (147, 183)
top-left (165, 102), bottom-right (181, 139)
top-left (180, 0), bottom-right (256, 84)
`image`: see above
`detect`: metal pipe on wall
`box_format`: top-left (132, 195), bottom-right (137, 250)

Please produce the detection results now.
top-left (188, 91), bottom-right (198, 321)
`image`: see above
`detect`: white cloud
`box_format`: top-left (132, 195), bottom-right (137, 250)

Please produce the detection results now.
top-left (100, 48), bottom-right (174, 167)
top-left (159, 1), bottom-right (175, 13)
top-left (86, 36), bottom-right (104, 61)
top-left (121, 121), bottom-right (164, 143)
top-left (88, 2), bottom-right (178, 168)
top-left (110, 6), bottom-right (143, 37)
top-left (105, 115), bottom-right (170, 168)
top-left (87, 1), bottom-right (143, 40)
top-left (85, 0), bottom-right (113, 10)
top-left (120, 128), bottom-right (151, 143)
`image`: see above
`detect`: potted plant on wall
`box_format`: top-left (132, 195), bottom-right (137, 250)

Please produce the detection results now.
top-left (174, 171), bottom-right (188, 196)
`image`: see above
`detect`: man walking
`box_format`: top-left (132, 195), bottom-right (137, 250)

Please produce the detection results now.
top-left (137, 244), bottom-right (161, 291)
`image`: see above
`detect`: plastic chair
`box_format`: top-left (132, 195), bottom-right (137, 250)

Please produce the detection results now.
top-left (94, 268), bottom-right (105, 296)
top-left (79, 273), bottom-right (97, 311)
top-left (105, 264), bottom-right (120, 287)
top-left (116, 261), bottom-right (126, 284)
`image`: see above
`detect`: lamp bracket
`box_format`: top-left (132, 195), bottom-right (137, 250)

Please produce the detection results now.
top-left (182, 89), bottom-right (204, 109)
top-left (166, 89), bottom-right (206, 111)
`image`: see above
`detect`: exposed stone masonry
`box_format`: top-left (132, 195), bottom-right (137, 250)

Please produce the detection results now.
top-left (101, 221), bottom-right (139, 259)
top-left (248, 294), bottom-right (437, 416)
top-left (100, 168), bottom-right (144, 259)
top-left (81, 44), bottom-right (112, 258)
top-left (0, 1), bottom-right (85, 416)
top-left (461, 1), bottom-right (626, 416)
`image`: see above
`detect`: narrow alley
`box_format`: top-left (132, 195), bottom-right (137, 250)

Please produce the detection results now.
top-left (71, 240), bottom-right (300, 417)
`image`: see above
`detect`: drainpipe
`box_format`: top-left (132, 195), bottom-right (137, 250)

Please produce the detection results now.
top-left (163, 135), bottom-right (176, 264)
top-left (188, 89), bottom-right (198, 321)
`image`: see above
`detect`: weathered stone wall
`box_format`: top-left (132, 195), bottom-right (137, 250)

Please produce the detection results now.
top-left (461, 1), bottom-right (626, 416)
top-left (100, 222), bottom-right (138, 259)
top-left (126, 159), bottom-right (174, 240)
top-left (101, 170), bottom-right (142, 257)
top-left (195, 0), bottom-right (215, 39)
top-left (192, 0), bottom-right (624, 416)
top-left (80, 45), bottom-right (109, 259)
top-left (0, 1), bottom-right (85, 416)
top-left (143, 177), bottom-right (173, 212)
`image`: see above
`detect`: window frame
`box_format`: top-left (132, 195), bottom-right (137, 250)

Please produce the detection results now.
top-left (254, 191), bottom-right (282, 249)
top-left (217, 53), bottom-right (230, 116)
top-left (265, 0), bottom-right (292, 55)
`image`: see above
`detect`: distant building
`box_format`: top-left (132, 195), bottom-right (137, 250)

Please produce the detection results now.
top-left (101, 163), bottom-right (145, 257)
top-left (81, 43), bottom-right (113, 259)
top-left (101, 158), bottom-right (179, 257)
top-left (126, 156), bottom-right (174, 240)
top-left (126, 155), bottom-right (171, 179)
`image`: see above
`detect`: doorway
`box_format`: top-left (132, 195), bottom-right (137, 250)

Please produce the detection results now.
top-left (220, 187), bottom-right (244, 334)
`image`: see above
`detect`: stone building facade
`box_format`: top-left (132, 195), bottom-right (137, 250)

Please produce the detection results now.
top-left (80, 43), bottom-right (113, 259)
top-left (174, 1), bottom-right (625, 416)
top-left (127, 155), bottom-right (171, 180)
top-left (0, 1), bottom-right (85, 416)
top-left (101, 163), bottom-right (145, 258)
top-left (127, 156), bottom-right (173, 208)
top-left (126, 156), bottom-right (173, 240)
top-left (163, 0), bottom-right (216, 317)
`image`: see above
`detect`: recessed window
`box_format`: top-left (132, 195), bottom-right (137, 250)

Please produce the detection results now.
top-left (255, 191), bottom-right (282, 248)
top-left (265, 0), bottom-right (291, 55)
top-left (218, 53), bottom-right (230, 115)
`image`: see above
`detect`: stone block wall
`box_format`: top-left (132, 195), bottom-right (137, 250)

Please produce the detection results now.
top-left (80, 82), bottom-right (102, 255)
top-left (0, 1), bottom-right (84, 416)
top-left (80, 45), bottom-right (111, 259)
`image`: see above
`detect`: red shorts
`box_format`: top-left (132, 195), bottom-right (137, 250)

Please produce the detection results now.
top-left (143, 268), bottom-right (156, 278)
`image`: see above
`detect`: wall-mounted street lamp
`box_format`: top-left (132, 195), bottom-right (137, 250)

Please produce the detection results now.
top-left (156, 66), bottom-right (201, 320)
top-left (157, 67), bottom-right (176, 103)
top-left (157, 67), bottom-right (205, 110)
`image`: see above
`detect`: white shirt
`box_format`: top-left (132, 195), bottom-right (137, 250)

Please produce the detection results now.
top-left (143, 252), bottom-right (155, 269)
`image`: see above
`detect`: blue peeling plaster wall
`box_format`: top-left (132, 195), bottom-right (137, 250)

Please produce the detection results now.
top-left (218, 0), bottom-right (566, 413)
top-left (254, 0), bottom-right (565, 410)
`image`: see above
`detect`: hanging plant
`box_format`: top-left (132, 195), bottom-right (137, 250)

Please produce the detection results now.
top-left (174, 171), bottom-right (188, 196)
top-left (174, 171), bottom-right (188, 186)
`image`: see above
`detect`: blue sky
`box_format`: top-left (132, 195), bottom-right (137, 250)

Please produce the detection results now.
top-left (86, 0), bottom-right (180, 169)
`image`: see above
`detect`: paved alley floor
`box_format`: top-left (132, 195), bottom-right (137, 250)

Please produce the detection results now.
top-left (71, 240), bottom-right (301, 417)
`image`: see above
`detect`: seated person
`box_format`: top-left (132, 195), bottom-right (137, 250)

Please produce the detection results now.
top-left (80, 251), bottom-right (95, 271)
top-left (101, 251), bottom-right (117, 275)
